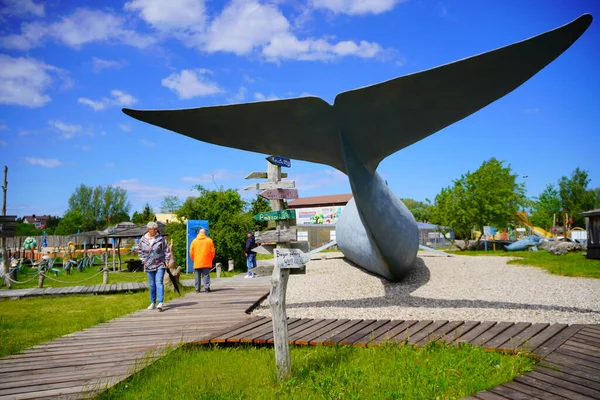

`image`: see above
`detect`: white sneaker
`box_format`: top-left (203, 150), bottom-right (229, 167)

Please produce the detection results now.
top-left (244, 275), bottom-right (251, 279)
top-left (147, 303), bottom-right (156, 310)
top-left (157, 302), bottom-right (163, 311)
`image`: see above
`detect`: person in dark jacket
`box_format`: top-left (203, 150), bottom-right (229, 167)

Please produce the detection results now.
top-left (244, 230), bottom-right (257, 278)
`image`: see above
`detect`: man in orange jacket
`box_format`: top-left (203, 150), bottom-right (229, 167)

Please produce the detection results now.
top-left (190, 228), bottom-right (215, 293)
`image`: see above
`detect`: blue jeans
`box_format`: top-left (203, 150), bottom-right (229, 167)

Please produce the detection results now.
top-left (194, 269), bottom-right (210, 291)
top-left (246, 253), bottom-right (257, 275)
top-left (147, 268), bottom-right (165, 304)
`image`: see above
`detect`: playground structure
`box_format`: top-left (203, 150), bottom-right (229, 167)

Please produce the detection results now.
top-left (124, 15), bottom-right (591, 281)
top-left (516, 213), bottom-right (553, 239)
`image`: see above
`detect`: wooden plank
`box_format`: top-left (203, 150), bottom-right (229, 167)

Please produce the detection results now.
top-left (415, 321), bottom-right (463, 346)
top-left (468, 322), bottom-right (514, 346)
top-left (294, 319), bottom-right (350, 345)
top-left (255, 228), bottom-right (297, 243)
top-left (244, 181), bottom-right (295, 191)
top-left (483, 322), bottom-right (531, 350)
top-left (454, 321), bottom-right (497, 344)
top-left (563, 339), bottom-right (600, 353)
top-left (557, 345), bottom-right (600, 365)
top-left (546, 351), bottom-right (600, 372)
top-left (339, 320), bottom-right (391, 345)
top-left (525, 370), bottom-right (600, 398)
top-left (266, 155), bottom-right (291, 168)
top-left (514, 374), bottom-right (593, 400)
top-left (535, 365), bottom-right (600, 392)
top-left (539, 360), bottom-right (600, 384)
top-left (253, 209), bottom-right (296, 222)
top-left (519, 323), bottom-right (568, 353)
top-left (470, 392), bottom-right (508, 400)
top-left (245, 171), bottom-right (288, 179)
top-left (489, 385), bottom-right (542, 400)
top-left (389, 320), bottom-right (434, 343)
top-left (267, 320), bottom-right (317, 344)
top-left (499, 323), bottom-right (549, 351)
top-left (439, 321), bottom-right (480, 343)
top-left (408, 320), bottom-right (449, 345)
top-left (369, 320), bottom-right (421, 345)
top-left (309, 320), bottom-right (363, 345)
top-left (322, 320), bottom-right (378, 346)
top-left (256, 319), bottom-right (302, 344)
top-left (502, 381), bottom-right (566, 400)
top-left (289, 319), bottom-right (338, 343)
top-left (286, 319), bottom-right (326, 341)
top-left (351, 320), bottom-right (406, 346)
top-left (258, 188), bottom-right (298, 200)
top-left (535, 325), bottom-right (583, 358)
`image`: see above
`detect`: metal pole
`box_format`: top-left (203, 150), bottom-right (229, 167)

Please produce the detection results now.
top-left (1, 166), bottom-right (10, 288)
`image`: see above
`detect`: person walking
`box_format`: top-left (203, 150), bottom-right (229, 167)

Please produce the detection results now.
top-left (244, 230), bottom-right (257, 278)
top-left (190, 228), bottom-right (215, 293)
top-left (139, 221), bottom-right (170, 311)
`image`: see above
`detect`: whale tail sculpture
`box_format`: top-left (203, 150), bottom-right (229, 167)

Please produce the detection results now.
top-left (123, 14), bottom-right (592, 281)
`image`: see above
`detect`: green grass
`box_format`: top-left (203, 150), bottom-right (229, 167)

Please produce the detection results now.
top-left (97, 342), bottom-right (536, 400)
top-left (0, 289), bottom-right (189, 357)
top-left (451, 249), bottom-right (600, 278)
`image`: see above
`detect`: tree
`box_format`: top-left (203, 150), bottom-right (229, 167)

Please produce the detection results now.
top-left (558, 168), bottom-right (596, 228)
top-left (15, 222), bottom-right (43, 236)
top-left (593, 188), bottom-right (600, 209)
top-left (44, 216), bottom-right (61, 234)
top-left (247, 195), bottom-right (272, 231)
top-left (429, 158), bottom-right (527, 250)
top-left (177, 185), bottom-right (254, 267)
top-left (54, 210), bottom-right (85, 235)
top-left (132, 203), bottom-right (155, 224)
top-left (400, 198), bottom-right (432, 222)
top-left (161, 196), bottom-right (183, 214)
top-left (529, 184), bottom-right (562, 231)
top-left (164, 221), bottom-right (187, 270)
top-left (66, 184), bottom-right (131, 230)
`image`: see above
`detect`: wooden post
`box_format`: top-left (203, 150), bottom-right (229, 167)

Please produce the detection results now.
top-left (216, 262), bottom-right (222, 278)
top-left (267, 161), bottom-right (292, 380)
top-left (103, 268), bottom-right (109, 284)
top-left (228, 260), bottom-right (234, 272)
top-left (1, 166), bottom-right (9, 289)
top-left (38, 272), bottom-right (45, 288)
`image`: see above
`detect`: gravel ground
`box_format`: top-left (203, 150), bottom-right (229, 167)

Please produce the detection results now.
top-left (252, 253), bottom-right (600, 324)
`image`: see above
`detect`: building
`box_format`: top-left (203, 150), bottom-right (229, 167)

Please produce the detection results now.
top-left (154, 213), bottom-right (186, 224)
top-left (22, 215), bottom-right (48, 229)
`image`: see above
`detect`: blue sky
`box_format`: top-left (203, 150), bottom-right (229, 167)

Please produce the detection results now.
top-left (1, 0), bottom-right (598, 218)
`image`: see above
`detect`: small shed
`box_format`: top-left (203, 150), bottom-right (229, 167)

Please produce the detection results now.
top-left (580, 208), bottom-right (600, 260)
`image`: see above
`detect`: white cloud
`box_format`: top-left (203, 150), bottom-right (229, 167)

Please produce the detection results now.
top-left (161, 69), bottom-right (222, 99)
top-left (78, 89), bottom-right (138, 111)
top-left (203, 0), bottom-right (290, 55)
top-left (119, 124), bottom-right (131, 132)
top-left (48, 120), bottom-right (82, 139)
top-left (0, 0), bottom-right (45, 17)
top-left (227, 86), bottom-right (247, 103)
top-left (291, 169), bottom-right (348, 191)
top-left (114, 178), bottom-right (192, 203)
top-left (253, 92), bottom-right (279, 101)
top-left (0, 54), bottom-right (68, 107)
top-left (180, 169), bottom-right (241, 183)
top-left (92, 57), bottom-right (127, 73)
top-left (311, 0), bottom-right (405, 15)
top-left (1, 8), bottom-right (156, 50)
top-left (140, 139), bottom-right (155, 147)
top-left (0, 140), bottom-right (7, 147)
top-left (125, 0), bottom-right (207, 32)
top-left (25, 157), bottom-right (63, 168)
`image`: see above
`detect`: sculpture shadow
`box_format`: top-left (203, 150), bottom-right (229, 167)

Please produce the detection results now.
top-left (286, 257), bottom-right (599, 316)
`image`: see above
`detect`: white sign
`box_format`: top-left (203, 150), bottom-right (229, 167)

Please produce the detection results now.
top-left (295, 206), bottom-right (345, 225)
top-left (274, 248), bottom-right (309, 269)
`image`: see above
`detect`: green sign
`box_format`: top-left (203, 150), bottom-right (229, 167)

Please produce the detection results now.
top-left (253, 209), bottom-right (296, 222)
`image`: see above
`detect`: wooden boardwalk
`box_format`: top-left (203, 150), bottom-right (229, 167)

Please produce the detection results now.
top-left (200, 317), bottom-right (600, 399)
top-left (0, 282), bottom-right (150, 299)
top-left (0, 279), bottom-right (270, 400)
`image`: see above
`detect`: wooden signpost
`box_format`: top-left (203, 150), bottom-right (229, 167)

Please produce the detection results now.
top-left (274, 248), bottom-right (309, 269)
top-left (246, 172), bottom-right (287, 179)
top-left (1, 166), bottom-right (10, 288)
top-left (253, 209), bottom-right (296, 222)
top-left (0, 216), bottom-right (16, 238)
top-left (245, 156), bottom-right (305, 380)
top-left (243, 181), bottom-right (295, 191)
top-left (259, 188), bottom-right (299, 200)
top-left (255, 228), bottom-right (297, 243)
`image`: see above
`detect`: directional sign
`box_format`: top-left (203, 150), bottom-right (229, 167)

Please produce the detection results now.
top-left (253, 209), bottom-right (296, 222)
top-left (255, 228), bottom-right (297, 243)
top-left (274, 248), bottom-right (309, 269)
top-left (245, 172), bottom-right (288, 179)
top-left (259, 188), bottom-right (299, 200)
top-left (0, 215), bottom-right (17, 238)
top-left (266, 155), bottom-right (291, 168)
top-left (244, 181), bottom-right (295, 191)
